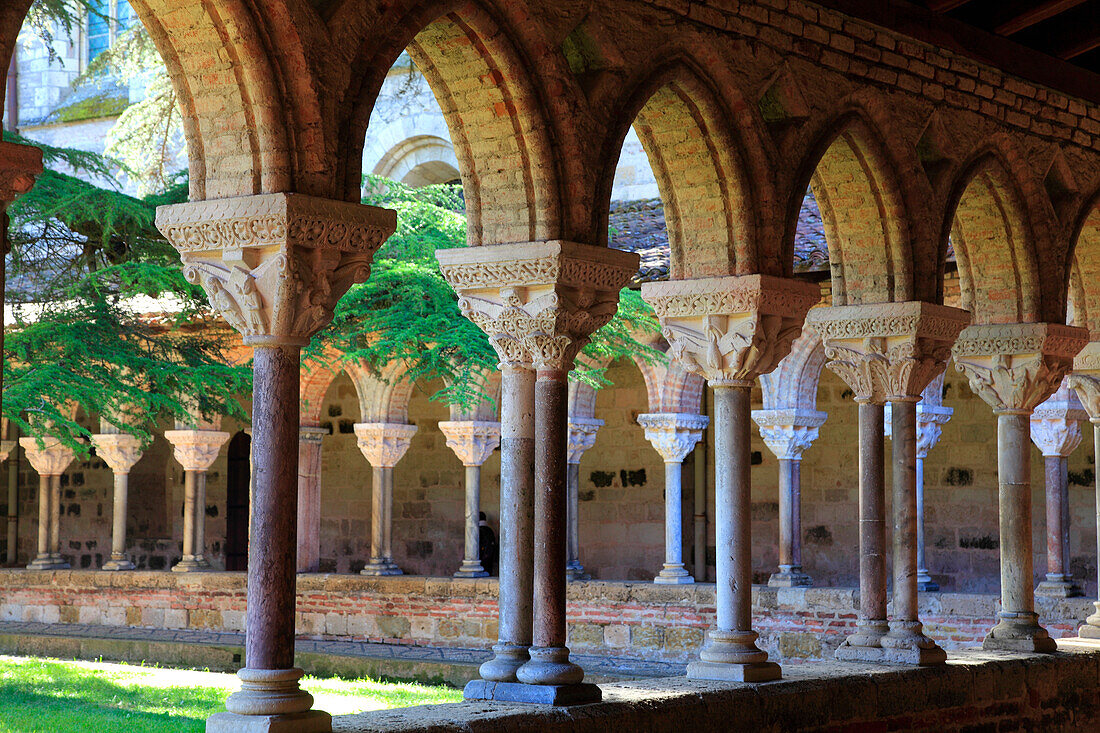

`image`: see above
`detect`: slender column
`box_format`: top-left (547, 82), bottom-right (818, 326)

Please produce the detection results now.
top-left (439, 420), bottom-right (501, 578)
top-left (911, 377), bottom-right (952, 592)
top-left (693, 424), bottom-right (707, 582)
top-left (296, 427), bottom-right (326, 573)
top-left (90, 433), bottom-right (144, 570)
top-left (354, 423), bottom-right (416, 576)
top-left (954, 322), bottom-right (1087, 652)
top-left (566, 417), bottom-right (602, 580)
top-left (851, 400), bottom-right (889, 650)
top-left (639, 413), bottom-right (707, 584)
top-left (752, 409), bottom-right (825, 587)
top-left (165, 429), bottom-right (230, 572)
top-left (20, 437), bottom-right (74, 570)
top-left (1068, 347), bottom-right (1100, 637)
top-left (1, 438), bottom-right (17, 565)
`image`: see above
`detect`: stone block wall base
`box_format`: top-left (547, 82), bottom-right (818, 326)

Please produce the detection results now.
top-left (206, 710), bottom-right (332, 732)
top-left (767, 572), bottom-right (813, 588)
top-left (1036, 580), bottom-right (1083, 598)
top-left (463, 680), bottom-right (602, 706)
top-left (1079, 624), bottom-right (1100, 640)
top-left (982, 633), bottom-right (1058, 653)
top-left (836, 642), bottom-right (947, 666)
top-left (686, 659), bottom-right (781, 683)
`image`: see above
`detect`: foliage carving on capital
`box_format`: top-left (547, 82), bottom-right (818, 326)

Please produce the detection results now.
top-left (156, 194), bottom-right (397, 347)
top-left (163, 430), bottom-right (231, 472)
top-left (438, 421), bottom-right (501, 467)
top-left (19, 437), bottom-right (75, 477)
top-left (1029, 379), bottom-right (1086, 457)
top-left (567, 417), bottom-right (604, 464)
top-left (641, 275), bottom-right (820, 386)
top-left (354, 422), bottom-right (418, 468)
top-left (751, 408), bottom-right (825, 460)
top-left (637, 413), bottom-right (707, 464)
top-left (90, 434), bottom-right (144, 474)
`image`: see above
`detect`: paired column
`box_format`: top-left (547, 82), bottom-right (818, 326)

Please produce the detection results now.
top-left (809, 302), bottom-right (969, 665)
top-left (752, 409), bottom-right (824, 587)
top-left (439, 240), bottom-right (637, 704)
top-left (90, 431), bottom-right (144, 570)
top-left (1069, 342), bottom-right (1100, 637)
top-left (1030, 379), bottom-right (1086, 598)
top-left (297, 426), bottom-right (327, 573)
top-left (157, 192), bottom-right (396, 732)
top-left (165, 429), bottom-right (231, 572)
top-left (566, 417), bottom-right (602, 580)
top-left (643, 274), bottom-right (819, 682)
top-left (638, 413), bottom-right (707, 584)
top-left (439, 420), bottom-right (501, 578)
top-left (21, 437), bottom-right (75, 570)
top-left (354, 422), bottom-right (416, 576)
top-left (954, 322), bottom-right (1087, 652)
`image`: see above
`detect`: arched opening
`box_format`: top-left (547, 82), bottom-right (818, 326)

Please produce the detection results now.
top-left (1069, 202), bottom-right (1100, 332)
top-left (224, 430), bottom-right (251, 572)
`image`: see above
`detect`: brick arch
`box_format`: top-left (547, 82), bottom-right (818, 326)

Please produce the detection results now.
top-left (300, 358), bottom-right (344, 427)
top-left (1068, 196), bottom-right (1100, 333)
top-left (945, 149), bottom-right (1042, 325)
top-left (346, 360), bottom-right (416, 423)
top-left (759, 329), bottom-right (825, 412)
top-left (633, 356), bottom-right (706, 415)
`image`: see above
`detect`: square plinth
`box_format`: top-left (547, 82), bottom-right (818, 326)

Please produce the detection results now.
top-left (463, 680), bottom-right (602, 706)
top-left (982, 634), bottom-right (1058, 653)
top-left (835, 643), bottom-right (946, 666)
top-left (206, 710), bottom-right (332, 732)
top-left (686, 660), bottom-right (781, 683)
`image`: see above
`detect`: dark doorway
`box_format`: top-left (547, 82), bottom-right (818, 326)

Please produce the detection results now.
top-left (225, 431), bottom-right (251, 571)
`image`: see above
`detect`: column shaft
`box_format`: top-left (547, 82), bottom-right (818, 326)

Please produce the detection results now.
top-left (565, 462), bottom-right (585, 579)
top-left (654, 460), bottom-right (691, 583)
top-left (382, 466), bottom-right (395, 565)
top-left (693, 439), bottom-right (707, 582)
top-left (915, 456), bottom-right (937, 590)
top-left (370, 466), bottom-right (385, 564)
top-left (195, 470), bottom-right (207, 563)
top-left (296, 435), bottom-right (323, 573)
top-left (1044, 455), bottom-right (1069, 580)
top-left (850, 402), bottom-right (888, 647)
top-left (181, 470), bottom-right (196, 560)
top-left (35, 474), bottom-right (48, 561)
top-left (891, 401), bottom-right (919, 623)
top-left (454, 464), bottom-right (487, 577)
top-left (49, 474), bottom-right (62, 560)
top-left (102, 472), bottom-right (135, 570)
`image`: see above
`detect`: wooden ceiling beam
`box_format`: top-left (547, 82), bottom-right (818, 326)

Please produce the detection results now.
top-left (925, 0), bottom-right (975, 11)
top-left (996, 0), bottom-right (1091, 35)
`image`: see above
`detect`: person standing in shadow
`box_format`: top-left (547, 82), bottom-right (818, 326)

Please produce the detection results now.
top-left (478, 512), bottom-right (499, 576)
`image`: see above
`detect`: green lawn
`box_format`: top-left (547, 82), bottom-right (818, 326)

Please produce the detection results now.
top-left (0, 654), bottom-right (464, 733)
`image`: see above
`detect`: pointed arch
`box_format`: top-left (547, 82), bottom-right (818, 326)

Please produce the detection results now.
top-left (1068, 193), bottom-right (1100, 333)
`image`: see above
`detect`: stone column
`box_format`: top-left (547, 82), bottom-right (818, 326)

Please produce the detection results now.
top-left (90, 432), bottom-right (144, 570)
top-left (439, 420), bottom-right (501, 578)
top-left (1030, 380), bottom-right (1085, 598)
top-left (439, 240), bottom-right (637, 705)
top-left (2, 434), bottom-right (17, 566)
top-left (157, 192), bottom-right (395, 732)
top-left (566, 417), bottom-right (602, 581)
top-left (953, 322), bottom-right (1087, 652)
top-left (297, 426), bottom-right (326, 573)
top-left (752, 409), bottom-right (825, 587)
top-left (638, 413), bottom-right (708, 584)
top-left (643, 274), bottom-right (819, 682)
top-left (20, 437), bottom-right (75, 570)
top-left (809, 302), bottom-right (969, 665)
top-left (354, 422), bottom-right (416, 576)
top-left (1070, 344), bottom-right (1100, 637)
top-left (164, 429), bottom-right (230, 572)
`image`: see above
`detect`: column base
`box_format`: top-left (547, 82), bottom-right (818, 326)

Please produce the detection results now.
top-left (516, 646), bottom-right (584, 686)
top-left (1036, 577), bottom-right (1083, 598)
top-left (860, 622), bottom-right (947, 666)
top-left (479, 642), bottom-right (530, 682)
top-left (565, 561), bottom-right (589, 581)
top-left (172, 555), bottom-right (211, 572)
top-left (839, 619), bottom-right (889, 650)
top-left (836, 642), bottom-right (946, 666)
top-left (767, 569), bottom-right (813, 588)
top-left (206, 711), bottom-right (331, 732)
top-left (463, 679), bottom-right (601, 706)
top-left (1079, 604), bottom-right (1100, 639)
top-left (654, 564), bottom-right (695, 584)
top-left (916, 578), bottom-right (940, 592)
top-left (453, 560), bottom-right (489, 578)
top-left (27, 556), bottom-right (69, 570)
top-left (360, 559), bottom-right (403, 576)
top-left (102, 557), bottom-right (136, 571)
top-left (686, 659), bottom-right (781, 682)
top-left (982, 612), bottom-right (1058, 653)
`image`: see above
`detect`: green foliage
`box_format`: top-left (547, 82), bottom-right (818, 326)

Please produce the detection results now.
top-left (24, 0), bottom-right (105, 64)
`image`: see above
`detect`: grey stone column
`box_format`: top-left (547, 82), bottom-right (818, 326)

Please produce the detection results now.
top-left (90, 433), bottom-right (144, 570)
top-left (296, 426), bottom-right (326, 573)
top-left (165, 429), bottom-right (230, 572)
top-left (566, 417), bottom-right (602, 581)
top-left (21, 437), bottom-right (74, 570)
top-left (439, 420), bottom-right (501, 578)
top-left (354, 423), bottom-right (417, 576)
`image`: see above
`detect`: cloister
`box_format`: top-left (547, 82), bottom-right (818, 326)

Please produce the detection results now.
top-left (3, 0), bottom-right (1100, 730)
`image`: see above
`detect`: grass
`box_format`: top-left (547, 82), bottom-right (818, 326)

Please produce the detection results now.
top-left (0, 654), bottom-right (464, 732)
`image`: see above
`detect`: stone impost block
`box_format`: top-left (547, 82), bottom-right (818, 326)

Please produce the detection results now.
top-left (156, 193), bottom-right (397, 347)
top-left (437, 240), bottom-right (639, 370)
top-left (751, 408), bottom-right (825, 460)
top-left (807, 301), bottom-right (971, 404)
top-left (638, 413), bottom-right (708, 463)
top-left (353, 423), bottom-right (417, 468)
top-left (642, 274), bottom-right (820, 386)
top-left (437, 421), bottom-right (501, 467)
top-left (89, 434), bottom-right (144, 474)
top-left (953, 323), bottom-right (1089, 415)
top-left (163, 430), bottom-right (231, 472)
top-left (1030, 378), bottom-right (1086, 457)
top-left (567, 417), bottom-right (604, 464)
top-left (18, 437), bottom-right (75, 477)
top-left (1069, 341), bottom-right (1100, 422)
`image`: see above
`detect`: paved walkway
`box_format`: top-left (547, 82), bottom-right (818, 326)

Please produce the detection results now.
top-left (0, 621), bottom-right (685, 680)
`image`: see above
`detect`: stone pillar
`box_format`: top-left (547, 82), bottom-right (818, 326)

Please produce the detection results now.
top-left (354, 423), bottom-right (416, 576)
top-left (439, 420), bottom-right (501, 578)
top-left (566, 417), bottom-right (602, 581)
top-left (439, 240), bottom-right (637, 705)
top-left (164, 429), bottom-right (230, 572)
top-left (1069, 342), bottom-right (1100, 637)
top-left (752, 409), bottom-right (825, 587)
top-left (638, 413), bottom-right (707, 584)
top-left (297, 426), bottom-right (326, 573)
top-left (90, 432), bottom-right (144, 570)
top-left (1030, 380), bottom-right (1085, 598)
top-left (2, 434), bottom-right (17, 566)
top-left (157, 192), bottom-right (395, 732)
top-left (809, 302), bottom-right (969, 665)
top-left (643, 274), bottom-right (819, 682)
top-left (953, 322), bottom-right (1087, 652)
top-left (20, 437), bottom-right (75, 570)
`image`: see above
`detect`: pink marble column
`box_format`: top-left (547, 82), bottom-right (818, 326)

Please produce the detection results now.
top-left (438, 420), bottom-right (501, 578)
top-left (354, 422), bottom-right (416, 576)
top-left (297, 426), bottom-right (326, 573)
top-left (164, 429), bottom-right (230, 572)
top-left (20, 437), bottom-right (75, 570)
top-left (90, 431), bottom-right (144, 570)
top-left (566, 417), bottom-right (601, 581)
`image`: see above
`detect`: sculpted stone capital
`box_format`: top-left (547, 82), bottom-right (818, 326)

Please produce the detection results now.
top-left (567, 417), bottom-right (604, 464)
top-left (641, 274), bottom-right (820, 386)
top-left (0, 440), bottom-right (14, 463)
top-left (299, 426), bottom-right (328, 445)
top-left (807, 302), bottom-right (970, 404)
top-left (438, 421), bottom-right (501, 467)
top-left (1029, 379), bottom-right (1086, 457)
top-left (353, 422), bottom-right (417, 468)
top-left (90, 433), bottom-right (144, 474)
top-left (1069, 341), bottom-right (1100, 421)
top-left (163, 430), bottom-right (231, 472)
top-left (0, 141), bottom-right (44, 206)
top-left (157, 194), bottom-right (396, 347)
top-left (952, 323), bottom-right (1088, 415)
top-left (637, 413), bottom-right (708, 464)
top-left (883, 373), bottom-right (953, 456)
top-left (437, 241), bottom-right (639, 370)
top-left (751, 408), bottom-right (826, 460)
top-left (19, 437), bottom-right (75, 477)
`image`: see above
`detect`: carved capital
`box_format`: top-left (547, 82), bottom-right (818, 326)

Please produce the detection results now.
top-left (353, 422), bottom-right (417, 468)
top-left (438, 421), bottom-right (501, 467)
top-left (641, 274), bottom-right (820, 386)
top-left (0, 440), bottom-right (14, 463)
top-left (90, 434), bottom-right (144, 474)
top-left (157, 194), bottom-right (396, 347)
top-left (952, 323), bottom-right (1088, 415)
top-left (437, 241), bottom-right (638, 370)
top-left (751, 408), bottom-right (826, 460)
top-left (0, 141), bottom-right (44, 205)
top-left (1069, 341), bottom-right (1100, 421)
top-left (1029, 379), bottom-right (1086, 457)
top-left (567, 417), bottom-right (604, 464)
top-left (807, 302), bottom-right (970, 404)
top-left (299, 426), bottom-right (328, 445)
top-left (19, 437), bottom-right (75, 477)
top-left (638, 413), bottom-right (708, 464)
top-left (163, 430), bottom-right (231, 472)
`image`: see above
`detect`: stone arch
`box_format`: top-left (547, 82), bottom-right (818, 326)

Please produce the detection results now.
top-left (346, 360), bottom-right (416, 423)
top-left (445, 370), bottom-right (501, 421)
top-left (634, 356), bottom-right (706, 415)
top-left (300, 357), bottom-right (344, 427)
top-left (759, 329), bottom-right (826, 411)
top-left (944, 148), bottom-right (1043, 325)
top-left (1068, 194), bottom-right (1100, 333)
top-left (369, 133), bottom-right (460, 187)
